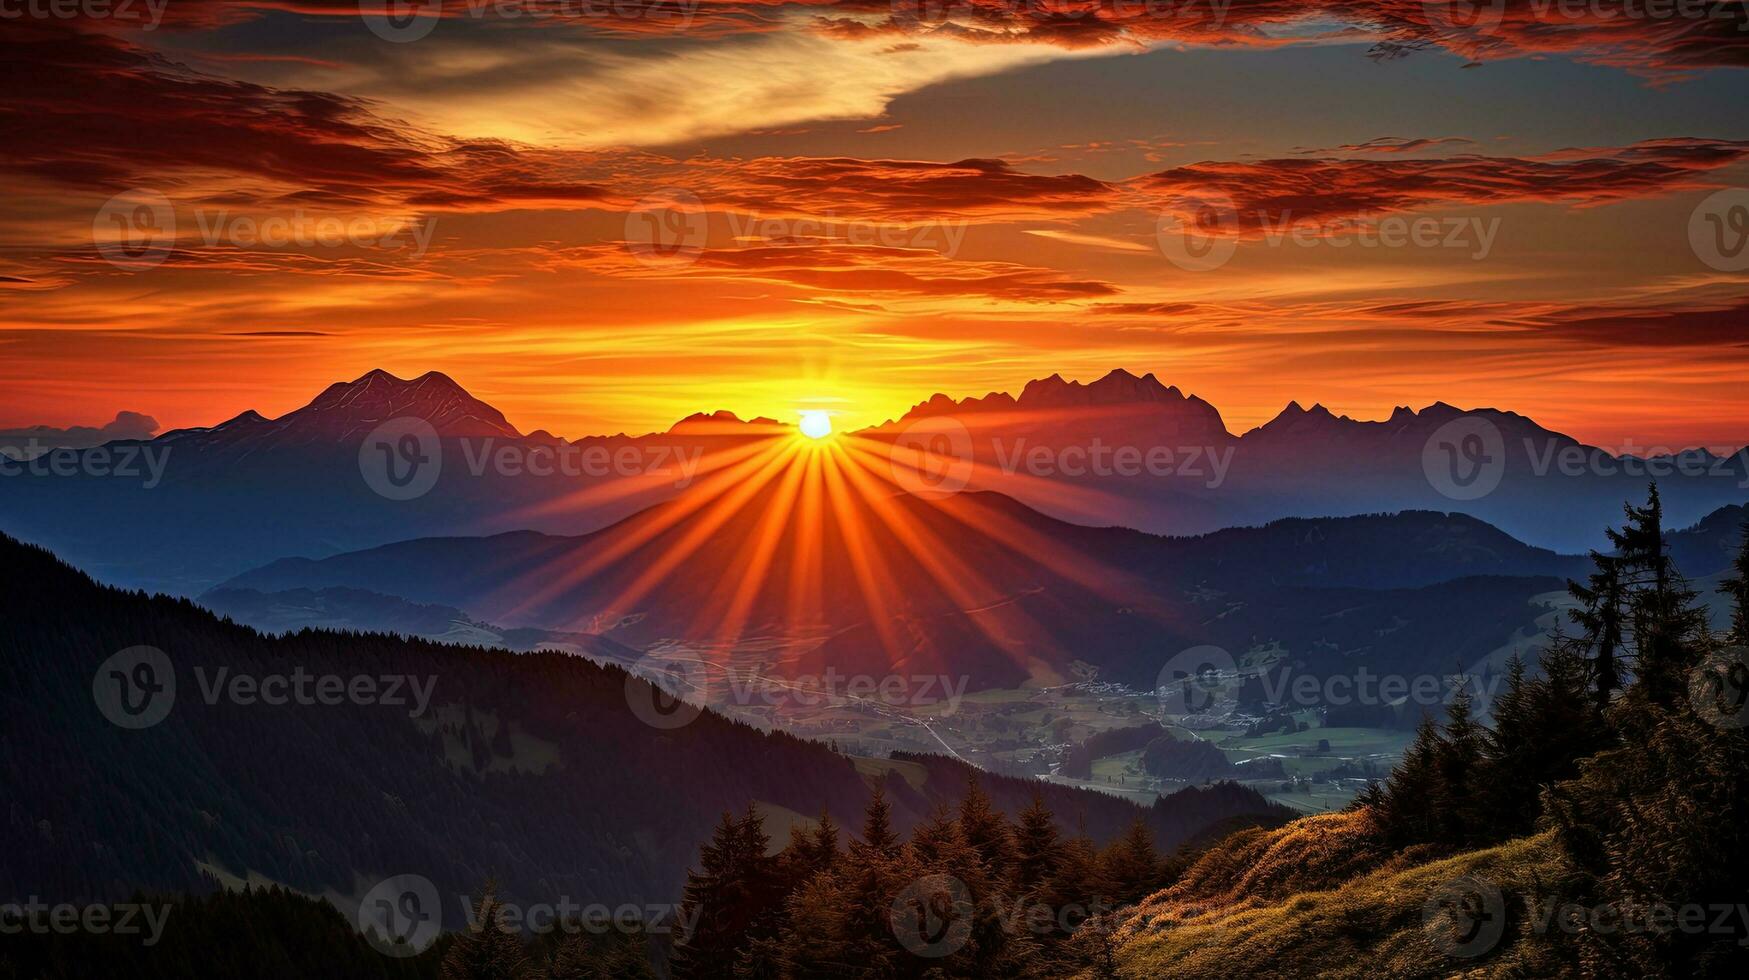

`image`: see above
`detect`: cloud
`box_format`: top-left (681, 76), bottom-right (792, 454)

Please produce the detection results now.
top-left (1022, 229), bottom-right (1156, 252)
top-left (1351, 0), bottom-right (1749, 74)
top-left (0, 411), bottom-right (161, 459)
top-left (1517, 297), bottom-right (1749, 349)
top-left (539, 240), bottom-right (1120, 299)
top-left (74, 0), bottom-right (1749, 80)
top-left (1137, 138), bottom-right (1749, 230)
top-left (0, 24), bottom-right (615, 212)
top-left (1229, 294), bottom-right (1749, 350)
top-left (681, 156), bottom-right (1118, 222)
top-left (299, 23), bottom-right (1104, 148)
top-left (812, 0), bottom-right (1749, 75)
top-left (1315, 136), bottom-right (1479, 154)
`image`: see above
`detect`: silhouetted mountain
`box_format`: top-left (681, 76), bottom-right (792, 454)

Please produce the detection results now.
top-left (868, 374), bottom-right (1749, 554)
top-left (895, 368), bottom-right (1232, 447)
top-left (0, 532), bottom-right (1282, 920)
top-left (0, 370), bottom-right (776, 592)
top-left (159, 370), bottom-right (520, 453)
top-left (4, 368), bottom-right (1745, 594)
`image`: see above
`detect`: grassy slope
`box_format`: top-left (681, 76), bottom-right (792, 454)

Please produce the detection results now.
top-left (1109, 812), bottom-right (1571, 979)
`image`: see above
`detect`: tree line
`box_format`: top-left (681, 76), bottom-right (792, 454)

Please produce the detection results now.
top-left (1361, 486), bottom-right (1749, 974)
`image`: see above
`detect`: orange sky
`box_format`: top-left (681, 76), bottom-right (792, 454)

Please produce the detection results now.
top-left (4, 8), bottom-right (1749, 449)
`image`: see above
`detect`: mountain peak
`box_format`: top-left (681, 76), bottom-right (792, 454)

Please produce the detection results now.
top-left (282, 369), bottom-right (520, 441)
top-left (894, 369), bottom-right (1228, 438)
top-left (1249, 400), bottom-right (1351, 439)
top-left (1016, 368), bottom-right (1192, 409)
top-left (670, 409), bottom-right (743, 430)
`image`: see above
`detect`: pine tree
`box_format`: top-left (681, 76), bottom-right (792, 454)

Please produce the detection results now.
top-left (1012, 794), bottom-right (1060, 897)
top-left (772, 872), bottom-right (851, 980)
top-left (774, 807), bottom-right (839, 895)
top-left (1480, 645), bottom-right (1612, 842)
top-left (853, 787), bottom-right (900, 861)
top-left (541, 929), bottom-right (656, 980)
top-left (1433, 682), bottom-right (1486, 847)
top-left (1568, 485), bottom-right (1708, 718)
top-left (1370, 714), bottom-right (1441, 848)
top-left (1619, 485), bottom-right (1705, 709)
top-left (1540, 495), bottom-right (1749, 976)
top-left (906, 804), bottom-right (961, 867)
top-left (441, 881), bottom-right (529, 980)
top-left (1041, 830), bottom-right (1113, 937)
top-left (1479, 653), bottom-right (1536, 838)
top-left (670, 813), bottom-right (743, 980)
top-left (808, 808), bottom-right (840, 874)
top-left (1100, 818), bottom-right (1161, 905)
top-left (834, 793), bottom-right (915, 978)
top-left (775, 823), bottom-right (816, 892)
top-left (956, 773), bottom-right (1014, 881)
top-left (735, 805), bottom-right (785, 958)
top-left (1570, 551), bottom-right (1626, 710)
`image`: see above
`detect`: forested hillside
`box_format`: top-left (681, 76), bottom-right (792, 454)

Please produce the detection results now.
top-left (0, 533), bottom-right (1279, 932)
top-left (613, 489), bottom-right (1749, 979)
top-left (1112, 488), bottom-right (1749, 978)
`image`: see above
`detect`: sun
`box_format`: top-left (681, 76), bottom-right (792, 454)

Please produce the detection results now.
top-left (798, 410), bottom-right (833, 440)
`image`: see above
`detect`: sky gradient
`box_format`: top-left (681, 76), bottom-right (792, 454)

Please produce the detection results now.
top-left (4, 3), bottom-right (1749, 449)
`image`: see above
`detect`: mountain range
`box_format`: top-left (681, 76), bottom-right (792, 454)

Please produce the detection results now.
top-left (210, 492), bottom-right (1748, 698)
top-left (869, 370), bottom-right (1749, 554)
top-left (3, 368), bottom-right (1744, 596)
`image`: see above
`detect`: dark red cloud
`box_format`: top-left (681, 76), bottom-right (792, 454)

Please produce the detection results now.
top-left (0, 24), bottom-right (613, 211)
top-left (0, 25), bottom-right (1115, 227)
top-left (1288, 296), bottom-right (1749, 348)
top-left (1318, 136), bottom-right (1478, 154)
top-left (66, 0), bottom-right (1749, 73)
top-left (1518, 297), bottom-right (1749, 348)
top-left (820, 0), bottom-right (1749, 73)
top-left (1137, 138), bottom-right (1749, 228)
top-left (1352, 0), bottom-right (1749, 73)
top-left (695, 242), bottom-right (1118, 297)
top-left (684, 156), bottom-right (1118, 221)
top-left (540, 240), bottom-right (1119, 299)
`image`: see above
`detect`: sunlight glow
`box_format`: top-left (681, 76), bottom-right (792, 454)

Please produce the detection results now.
top-left (485, 421), bottom-right (1169, 690)
top-left (799, 410), bottom-right (833, 440)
